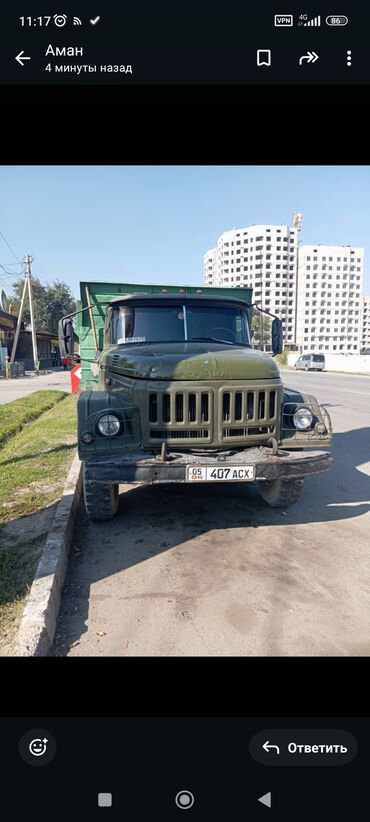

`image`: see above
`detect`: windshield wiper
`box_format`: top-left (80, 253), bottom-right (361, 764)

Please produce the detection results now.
top-left (189, 336), bottom-right (235, 346)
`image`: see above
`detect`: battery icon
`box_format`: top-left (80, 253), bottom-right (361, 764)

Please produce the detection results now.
top-left (326, 15), bottom-right (348, 26)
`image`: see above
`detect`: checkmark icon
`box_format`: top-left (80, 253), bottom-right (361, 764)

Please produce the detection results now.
top-left (90, 15), bottom-right (101, 25)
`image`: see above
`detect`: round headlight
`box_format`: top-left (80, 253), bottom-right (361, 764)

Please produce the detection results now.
top-left (293, 407), bottom-right (313, 430)
top-left (97, 414), bottom-right (121, 437)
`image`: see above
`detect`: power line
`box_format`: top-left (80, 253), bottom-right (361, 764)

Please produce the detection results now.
top-left (0, 265), bottom-right (24, 282)
top-left (0, 230), bottom-right (23, 264)
top-left (0, 263), bottom-right (23, 273)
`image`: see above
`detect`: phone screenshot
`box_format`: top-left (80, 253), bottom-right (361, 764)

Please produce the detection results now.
top-left (0, 6), bottom-right (368, 819)
top-left (0, 5), bottom-right (365, 85)
top-left (0, 714), bottom-right (367, 820)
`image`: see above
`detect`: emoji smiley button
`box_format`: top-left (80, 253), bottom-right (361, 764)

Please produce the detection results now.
top-left (19, 729), bottom-right (57, 766)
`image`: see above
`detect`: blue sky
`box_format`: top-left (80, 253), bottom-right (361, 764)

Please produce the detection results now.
top-left (0, 165), bottom-right (369, 299)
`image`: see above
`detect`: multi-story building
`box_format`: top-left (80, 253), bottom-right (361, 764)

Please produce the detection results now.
top-left (296, 245), bottom-right (363, 353)
top-left (204, 225), bottom-right (364, 354)
top-left (361, 295), bottom-right (370, 350)
top-left (204, 223), bottom-right (299, 346)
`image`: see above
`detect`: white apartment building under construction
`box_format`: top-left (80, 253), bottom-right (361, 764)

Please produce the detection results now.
top-left (361, 295), bottom-right (370, 350)
top-left (296, 245), bottom-right (363, 353)
top-left (204, 222), bottom-right (364, 354)
top-left (204, 223), bottom-right (299, 346)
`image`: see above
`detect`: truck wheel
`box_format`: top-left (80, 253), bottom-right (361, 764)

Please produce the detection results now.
top-left (83, 466), bottom-right (119, 521)
top-left (258, 478), bottom-right (304, 508)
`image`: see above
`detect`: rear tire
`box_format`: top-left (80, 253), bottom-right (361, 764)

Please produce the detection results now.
top-left (258, 478), bottom-right (304, 508)
top-left (83, 465), bottom-right (119, 521)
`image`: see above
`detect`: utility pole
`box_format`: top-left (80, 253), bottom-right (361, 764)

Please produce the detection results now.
top-left (10, 273), bottom-right (27, 363)
top-left (10, 254), bottom-right (39, 371)
top-left (26, 255), bottom-right (39, 372)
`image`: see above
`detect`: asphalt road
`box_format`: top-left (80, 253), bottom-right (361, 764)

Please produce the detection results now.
top-left (52, 369), bottom-right (370, 657)
top-left (0, 371), bottom-right (70, 403)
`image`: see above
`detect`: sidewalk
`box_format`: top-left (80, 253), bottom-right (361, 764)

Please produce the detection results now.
top-left (0, 371), bottom-right (71, 404)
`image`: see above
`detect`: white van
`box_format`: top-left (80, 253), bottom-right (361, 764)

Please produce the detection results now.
top-left (294, 353), bottom-right (325, 371)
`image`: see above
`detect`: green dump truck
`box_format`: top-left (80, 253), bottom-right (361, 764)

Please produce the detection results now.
top-left (59, 281), bottom-right (333, 521)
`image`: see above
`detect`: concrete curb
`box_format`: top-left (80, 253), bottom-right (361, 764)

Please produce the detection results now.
top-left (13, 452), bottom-right (82, 657)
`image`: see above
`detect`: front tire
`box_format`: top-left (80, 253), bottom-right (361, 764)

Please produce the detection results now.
top-left (83, 465), bottom-right (119, 521)
top-left (258, 478), bottom-right (304, 508)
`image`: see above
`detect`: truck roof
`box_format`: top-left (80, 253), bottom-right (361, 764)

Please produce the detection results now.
top-left (108, 293), bottom-right (251, 307)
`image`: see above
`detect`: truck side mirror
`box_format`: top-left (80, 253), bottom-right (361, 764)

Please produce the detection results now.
top-left (58, 318), bottom-right (74, 359)
top-left (271, 318), bottom-right (283, 356)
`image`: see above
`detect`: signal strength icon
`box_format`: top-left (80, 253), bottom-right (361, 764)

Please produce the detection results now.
top-left (73, 16), bottom-right (82, 25)
top-left (304, 15), bottom-right (321, 26)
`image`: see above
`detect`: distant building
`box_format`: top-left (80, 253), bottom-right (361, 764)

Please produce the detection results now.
top-left (361, 295), bottom-right (370, 350)
top-left (204, 223), bottom-right (299, 348)
top-left (0, 308), bottom-right (58, 369)
top-left (296, 245), bottom-right (363, 354)
top-left (204, 222), bottom-right (364, 354)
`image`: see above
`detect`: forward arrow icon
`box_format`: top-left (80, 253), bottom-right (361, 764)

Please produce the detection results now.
top-left (299, 51), bottom-right (319, 65)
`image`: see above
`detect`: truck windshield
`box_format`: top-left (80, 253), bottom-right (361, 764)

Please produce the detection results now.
top-left (112, 304), bottom-right (251, 346)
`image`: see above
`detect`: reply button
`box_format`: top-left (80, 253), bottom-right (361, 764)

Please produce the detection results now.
top-left (249, 730), bottom-right (357, 766)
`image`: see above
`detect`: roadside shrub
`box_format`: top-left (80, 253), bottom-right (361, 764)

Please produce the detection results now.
top-left (275, 347), bottom-right (289, 366)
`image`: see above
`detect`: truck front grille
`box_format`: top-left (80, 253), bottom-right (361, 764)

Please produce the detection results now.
top-left (220, 388), bottom-right (278, 442)
top-left (150, 429), bottom-right (209, 440)
top-left (223, 426), bottom-right (274, 438)
top-left (148, 390), bottom-right (212, 442)
top-left (149, 391), bottom-right (211, 425)
top-left (146, 384), bottom-right (280, 446)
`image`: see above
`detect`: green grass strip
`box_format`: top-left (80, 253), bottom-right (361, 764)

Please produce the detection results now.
top-left (0, 393), bottom-right (77, 651)
top-left (0, 390), bottom-right (67, 447)
top-left (0, 538), bottom-right (45, 651)
top-left (0, 393), bottom-right (77, 525)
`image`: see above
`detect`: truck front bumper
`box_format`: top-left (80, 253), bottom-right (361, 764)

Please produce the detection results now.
top-left (83, 447), bottom-right (333, 485)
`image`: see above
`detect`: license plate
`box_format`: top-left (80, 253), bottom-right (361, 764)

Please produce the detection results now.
top-left (186, 465), bottom-right (255, 482)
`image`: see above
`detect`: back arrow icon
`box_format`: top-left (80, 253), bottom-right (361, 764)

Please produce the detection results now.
top-left (262, 740), bottom-right (280, 754)
top-left (299, 51), bottom-right (319, 65)
top-left (15, 51), bottom-right (31, 66)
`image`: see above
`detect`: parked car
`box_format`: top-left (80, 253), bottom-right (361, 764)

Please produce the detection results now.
top-left (294, 353), bottom-right (325, 371)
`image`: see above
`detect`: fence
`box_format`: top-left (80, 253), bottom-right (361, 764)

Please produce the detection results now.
top-left (287, 352), bottom-right (370, 374)
top-left (0, 361), bottom-right (26, 379)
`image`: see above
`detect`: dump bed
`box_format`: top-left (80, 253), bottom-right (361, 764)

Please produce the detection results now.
top-left (76, 281), bottom-right (253, 390)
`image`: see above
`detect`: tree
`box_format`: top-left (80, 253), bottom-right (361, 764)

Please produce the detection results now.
top-left (10, 276), bottom-right (75, 335)
top-left (10, 275), bottom-right (46, 329)
top-left (252, 313), bottom-right (272, 350)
